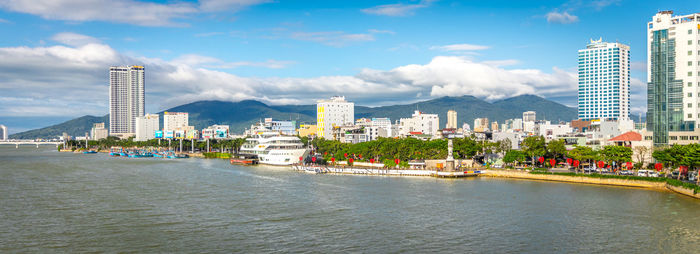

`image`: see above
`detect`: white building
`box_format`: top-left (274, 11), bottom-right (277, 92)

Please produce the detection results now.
top-left (523, 111), bottom-right (536, 122)
top-left (399, 110), bottom-right (439, 136)
top-left (135, 114), bottom-right (159, 141)
top-left (317, 96), bottom-right (354, 140)
top-left (163, 112), bottom-right (189, 132)
top-left (90, 122), bottom-right (108, 140)
top-left (0, 124), bottom-right (7, 141)
top-left (446, 110), bottom-right (457, 129)
top-left (356, 117), bottom-right (393, 140)
top-left (578, 39), bottom-right (630, 120)
top-left (109, 65), bottom-right (144, 137)
top-left (647, 11), bottom-right (700, 146)
top-left (538, 122), bottom-right (573, 139)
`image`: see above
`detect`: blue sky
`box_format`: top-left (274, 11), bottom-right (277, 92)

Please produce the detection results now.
top-left (0, 0), bottom-right (698, 132)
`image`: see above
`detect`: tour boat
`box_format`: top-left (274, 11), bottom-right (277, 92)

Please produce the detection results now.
top-left (239, 130), bottom-right (308, 166)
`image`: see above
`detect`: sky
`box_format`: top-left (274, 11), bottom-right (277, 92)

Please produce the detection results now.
top-left (0, 0), bottom-right (698, 130)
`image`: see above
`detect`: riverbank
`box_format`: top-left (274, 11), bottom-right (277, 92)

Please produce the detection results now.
top-left (482, 169), bottom-right (700, 199)
top-left (293, 165), bottom-right (480, 178)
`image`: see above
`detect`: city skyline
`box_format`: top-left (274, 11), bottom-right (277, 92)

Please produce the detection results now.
top-left (0, 0), bottom-right (697, 121)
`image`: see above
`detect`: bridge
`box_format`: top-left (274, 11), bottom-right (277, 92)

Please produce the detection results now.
top-left (0, 140), bottom-right (63, 148)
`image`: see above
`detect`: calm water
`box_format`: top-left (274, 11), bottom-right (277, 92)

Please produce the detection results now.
top-left (1, 146), bottom-right (699, 253)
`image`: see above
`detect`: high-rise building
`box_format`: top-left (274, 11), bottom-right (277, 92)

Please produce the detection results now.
top-left (447, 110), bottom-right (457, 129)
top-left (135, 114), bottom-right (159, 141)
top-left (577, 39), bottom-right (631, 121)
top-left (399, 111), bottom-right (439, 136)
top-left (90, 123), bottom-right (108, 140)
top-left (316, 96), bottom-right (354, 140)
top-left (473, 118), bottom-right (489, 132)
top-left (523, 111), bottom-right (536, 122)
top-left (647, 11), bottom-right (700, 146)
top-left (163, 112), bottom-right (189, 132)
top-left (0, 124), bottom-right (7, 141)
top-left (109, 65), bottom-right (145, 137)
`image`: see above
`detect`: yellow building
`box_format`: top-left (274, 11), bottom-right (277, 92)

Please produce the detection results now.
top-left (298, 124), bottom-right (317, 137)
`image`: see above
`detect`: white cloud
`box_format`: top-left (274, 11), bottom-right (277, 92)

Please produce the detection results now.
top-left (368, 29), bottom-right (396, 35)
top-left (0, 33), bottom-right (587, 117)
top-left (430, 44), bottom-right (490, 52)
top-left (362, 0), bottom-right (435, 17)
top-left (51, 32), bottom-right (102, 47)
top-left (0, 0), bottom-right (268, 26)
top-left (290, 31), bottom-right (375, 46)
top-left (546, 11), bottom-right (579, 24)
top-left (0, 17), bottom-right (9, 23)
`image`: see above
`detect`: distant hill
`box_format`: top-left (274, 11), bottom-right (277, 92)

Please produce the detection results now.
top-left (10, 115), bottom-right (108, 139)
top-left (11, 94), bottom-right (578, 139)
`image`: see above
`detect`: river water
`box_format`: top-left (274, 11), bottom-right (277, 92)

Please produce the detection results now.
top-left (1, 146), bottom-right (698, 253)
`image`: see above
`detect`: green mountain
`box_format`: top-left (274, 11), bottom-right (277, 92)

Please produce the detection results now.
top-left (11, 94), bottom-right (578, 139)
top-left (10, 115), bottom-right (108, 139)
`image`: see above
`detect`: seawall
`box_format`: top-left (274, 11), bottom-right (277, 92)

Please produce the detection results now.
top-left (482, 170), bottom-right (667, 190)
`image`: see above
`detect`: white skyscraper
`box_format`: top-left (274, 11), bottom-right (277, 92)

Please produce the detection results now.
top-left (447, 110), bottom-right (457, 129)
top-left (135, 114), bottom-right (159, 141)
top-left (0, 124), bottom-right (7, 141)
top-left (647, 11), bottom-right (700, 146)
top-left (316, 96), bottom-right (354, 140)
top-left (163, 112), bottom-right (189, 132)
top-left (577, 39), bottom-right (631, 121)
top-left (523, 111), bottom-right (536, 122)
top-left (109, 65), bottom-right (145, 137)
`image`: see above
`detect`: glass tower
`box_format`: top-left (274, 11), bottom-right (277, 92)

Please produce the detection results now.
top-left (577, 39), bottom-right (631, 121)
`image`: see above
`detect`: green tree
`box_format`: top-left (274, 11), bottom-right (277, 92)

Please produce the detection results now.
top-left (521, 136), bottom-right (546, 167)
top-left (599, 145), bottom-right (632, 170)
top-left (546, 139), bottom-right (567, 159)
top-left (503, 150), bottom-right (526, 167)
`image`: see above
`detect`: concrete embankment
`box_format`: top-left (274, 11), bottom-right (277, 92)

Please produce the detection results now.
top-left (482, 170), bottom-right (700, 200)
top-left (665, 184), bottom-right (700, 199)
top-left (482, 170), bottom-right (667, 189)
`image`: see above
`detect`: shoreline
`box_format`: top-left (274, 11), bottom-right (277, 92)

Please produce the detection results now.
top-left (63, 150), bottom-right (700, 200)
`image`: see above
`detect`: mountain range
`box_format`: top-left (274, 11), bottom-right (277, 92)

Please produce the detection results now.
top-left (10, 94), bottom-right (579, 139)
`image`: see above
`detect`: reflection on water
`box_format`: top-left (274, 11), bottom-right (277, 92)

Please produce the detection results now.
top-left (1, 146), bottom-right (698, 252)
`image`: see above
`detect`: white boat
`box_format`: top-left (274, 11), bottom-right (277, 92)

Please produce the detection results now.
top-left (240, 130), bottom-right (308, 166)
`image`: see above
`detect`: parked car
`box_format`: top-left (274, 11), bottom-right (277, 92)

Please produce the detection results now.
top-left (689, 172), bottom-right (698, 182)
top-left (637, 170), bottom-right (651, 177)
top-left (648, 171), bottom-right (660, 178)
top-left (620, 170), bottom-right (634, 176)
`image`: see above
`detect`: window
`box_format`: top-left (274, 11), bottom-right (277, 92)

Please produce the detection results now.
top-left (681, 136), bottom-right (689, 141)
top-left (689, 93), bottom-right (693, 97)
top-left (689, 51), bottom-right (693, 56)
top-left (690, 61), bottom-right (694, 66)
top-left (690, 29), bottom-right (693, 34)
top-left (671, 136), bottom-right (678, 140)
top-left (689, 103), bottom-right (693, 108)
top-left (690, 72), bottom-right (694, 77)
top-left (689, 113), bottom-right (693, 118)
top-left (689, 82), bottom-right (693, 87)
top-left (690, 40), bottom-right (694, 45)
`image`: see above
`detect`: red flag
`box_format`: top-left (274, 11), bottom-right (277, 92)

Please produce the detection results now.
top-left (549, 159), bottom-right (556, 167)
top-left (573, 160), bottom-right (580, 167)
top-left (369, 158), bottom-right (374, 163)
top-left (626, 162), bottom-right (632, 169)
top-left (344, 153), bottom-right (348, 158)
top-left (311, 157), bottom-right (316, 163)
top-left (349, 158), bottom-right (354, 164)
top-left (654, 163), bottom-right (663, 171)
top-left (597, 161), bottom-right (605, 168)
top-left (395, 158), bottom-right (400, 165)
top-left (538, 157), bottom-right (544, 163)
top-left (299, 156), bottom-right (303, 161)
top-left (566, 158), bottom-right (572, 164)
top-left (331, 157), bottom-right (335, 163)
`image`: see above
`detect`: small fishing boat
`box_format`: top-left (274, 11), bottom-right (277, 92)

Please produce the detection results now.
top-left (230, 158), bottom-right (258, 165)
top-left (83, 150), bottom-right (98, 154)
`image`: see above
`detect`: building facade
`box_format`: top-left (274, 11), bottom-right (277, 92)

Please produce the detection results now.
top-left (135, 114), bottom-right (159, 141)
top-left (109, 65), bottom-right (145, 137)
top-left (447, 110), bottom-right (457, 129)
top-left (473, 118), bottom-right (489, 132)
top-left (317, 96), bottom-right (354, 140)
top-left (264, 118), bottom-right (296, 135)
top-left (577, 39), bottom-right (631, 121)
top-left (647, 11), bottom-right (700, 146)
top-left (523, 111), bottom-right (536, 122)
top-left (0, 124), bottom-right (7, 141)
top-left (90, 122), bottom-right (109, 140)
top-left (163, 112), bottom-right (189, 132)
top-left (399, 111), bottom-right (439, 136)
